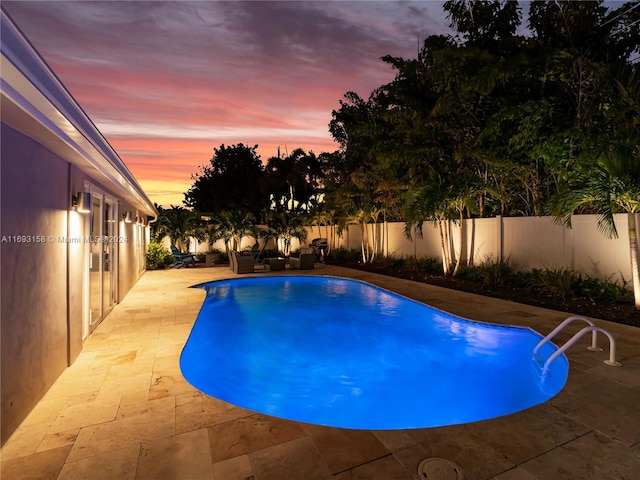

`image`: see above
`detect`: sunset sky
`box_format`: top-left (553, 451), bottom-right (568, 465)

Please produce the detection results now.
top-left (4, 1), bottom-right (453, 207)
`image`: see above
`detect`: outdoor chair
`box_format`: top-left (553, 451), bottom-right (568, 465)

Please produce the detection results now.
top-left (230, 250), bottom-right (254, 274)
top-left (246, 242), bottom-right (266, 265)
top-left (290, 247), bottom-right (315, 270)
top-left (170, 245), bottom-right (196, 268)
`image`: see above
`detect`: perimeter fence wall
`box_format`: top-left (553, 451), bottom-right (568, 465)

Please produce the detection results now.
top-left (189, 214), bottom-right (633, 283)
top-left (304, 214), bottom-right (634, 283)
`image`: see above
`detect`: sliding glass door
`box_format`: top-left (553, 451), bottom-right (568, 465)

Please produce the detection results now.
top-left (88, 189), bottom-right (117, 332)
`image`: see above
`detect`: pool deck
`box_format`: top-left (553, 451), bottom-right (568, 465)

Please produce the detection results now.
top-left (2, 264), bottom-right (640, 480)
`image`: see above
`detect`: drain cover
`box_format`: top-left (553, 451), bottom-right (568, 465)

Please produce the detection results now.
top-left (417, 457), bottom-right (464, 480)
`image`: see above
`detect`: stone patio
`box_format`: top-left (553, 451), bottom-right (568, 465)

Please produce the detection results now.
top-left (2, 264), bottom-right (639, 479)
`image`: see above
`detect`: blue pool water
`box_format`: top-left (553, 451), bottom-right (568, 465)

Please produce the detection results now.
top-left (180, 276), bottom-right (568, 430)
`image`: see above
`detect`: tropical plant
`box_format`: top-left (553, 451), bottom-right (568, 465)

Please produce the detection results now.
top-left (530, 267), bottom-right (581, 300)
top-left (206, 210), bottom-right (258, 254)
top-left (478, 255), bottom-right (514, 288)
top-left (146, 242), bottom-right (170, 270)
top-left (578, 274), bottom-right (634, 304)
top-left (263, 148), bottom-right (323, 214)
top-left (154, 205), bottom-right (205, 252)
top-left (549, 136), bottom-right (640, 308)
top-left (263, 212), bottom-right (307, 256)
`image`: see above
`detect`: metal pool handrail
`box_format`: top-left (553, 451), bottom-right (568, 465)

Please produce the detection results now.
top-left (533, 315), bottom-right (600, 355)
top-left (534, 315), bottom-right (622, 373)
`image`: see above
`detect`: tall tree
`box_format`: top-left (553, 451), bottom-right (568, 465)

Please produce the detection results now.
top-left (262, 148), bottom-right (323, 214)
top-left (328, 89), bottom-right (396, 263)
top-left (184, 143), bottom-right (267, 220)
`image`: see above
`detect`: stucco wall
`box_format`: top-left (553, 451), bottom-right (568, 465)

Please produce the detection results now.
top-left (1, 125), bottom-right (70, 443)
top-left (1, 125), bottom-right (151, 445)
top-left (118, 211), bottom-right (144, 302)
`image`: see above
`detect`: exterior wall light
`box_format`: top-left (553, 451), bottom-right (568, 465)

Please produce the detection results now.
top-left (72, 192), bottom-right (91, 214)
top-left (123, 211), bottom-right (133, 223)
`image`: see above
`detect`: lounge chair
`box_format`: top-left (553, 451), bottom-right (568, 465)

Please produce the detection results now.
top-left (290, 247), bottom-right (315, 270)
top-left (170, 245), bottom-right (196, 268)
top-left (230, 250), bottom-right (254, 274)
top-left (246, 242), bottom-right (266, 265)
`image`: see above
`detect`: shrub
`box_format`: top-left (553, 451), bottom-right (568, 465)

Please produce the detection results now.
top-left (511, 270), bottom-right (536, 288)
top-left (373, 255), bottom-right (402, 269)
top-left (577, 274), bottom-right (634, 304)
top-left (403, 255), bottom-right (442, 274)
top-left (206, 248), bottom-right (228, 264)
top-left (326, 248), bottom-right (361, 265)
top-left (455, 264), bottom-right (484, 282)
top-left (478, 256), bottom-right (514, 287)
top-left (147, 242), bottom-right (170, 270)
top-left (531, 267), bottom-right (581, 299)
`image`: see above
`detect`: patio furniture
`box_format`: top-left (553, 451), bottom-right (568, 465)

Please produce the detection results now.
top-left (230, 250), bottom-right (254, 274)
top-left (310, 238), bottom-right (328, 263)
top-left (170, 245), bottom-right (196, 268)
top-left (290, 248), bottom-right (315, 270)
top-left (246, 242), bottom-right (266, 265)
top-left (266, 257), bottom-right (286, 271)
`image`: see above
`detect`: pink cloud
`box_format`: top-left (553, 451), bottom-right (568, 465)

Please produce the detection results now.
top-left (3, 1), bottom-right (451, 206)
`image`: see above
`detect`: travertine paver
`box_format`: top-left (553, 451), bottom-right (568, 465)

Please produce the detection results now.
top-left (1, 264), bottom-right (640, 480)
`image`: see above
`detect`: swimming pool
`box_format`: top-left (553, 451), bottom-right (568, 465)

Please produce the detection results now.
top-left (180, 276), bottom-right (568, 429)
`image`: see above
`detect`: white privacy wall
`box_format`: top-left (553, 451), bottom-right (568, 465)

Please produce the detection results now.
top-left (310, 214), bottom-right (633, 282)
top-left (185, 214), bottom-right (632, 283)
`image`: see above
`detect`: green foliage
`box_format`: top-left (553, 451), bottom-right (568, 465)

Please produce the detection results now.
top-left (263, 211), bottom-right (307, 257)
top-left (403, 255), bottom-right (442, 275)
top-left (454, 264), bottom-right (485, 282)
top-left (264, 148), bottom-right (324, 214)
top-left (153, 205), bottom-right (205, 251)
top-left (325, 248), bottom-right (362, 265)
top-left (184, 143), bottom-right (267, 219)
top-left (530, 267), bottom-right (581, 299)
top-left (185, 144), bottom-right (324, 223)
top-left (577, 274), bottom-right (634, 304)
top-left (205, 248), bottom-right (228, 264)
top-left (146, 242), bottom-right (170, 270)
top-left (478, 256), bottom-right (514, 288)
top-left (207, 210), bottom-right (258, 253)
top-left (527, 268), bottom-right (633, 303)
top-left (336, 250), bottom-right (633, 310)
top-left (372, 255), bottom-right (403, 269)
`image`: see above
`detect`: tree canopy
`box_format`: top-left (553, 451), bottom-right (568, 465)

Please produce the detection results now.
top-left (184, 143), bottom-right (267, 219)
top-left (180, 0), bottom-right (639, 302)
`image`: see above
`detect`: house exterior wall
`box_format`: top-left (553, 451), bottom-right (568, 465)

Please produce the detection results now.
top-left (1, 125), bottom-right (71, 442)
top-left (0, 124), bottom-right (153, 445)
top-left (118, 212), bottom-right (147, 301)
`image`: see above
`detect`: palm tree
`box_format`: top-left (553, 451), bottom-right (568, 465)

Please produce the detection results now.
top-left (207, 210), bottom-right (258, 255)
top-left (154, 206), bottom-right (205, 252)
top-left (549, 134), bottom-right (640, 309)
top-left (264, 212), bottom-right (307, 257)
top-left (308, 208), bottom-right (337, 256)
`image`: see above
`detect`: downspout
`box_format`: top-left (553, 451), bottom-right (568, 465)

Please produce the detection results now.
top-left (66, 163), bottom-right (71, 365)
